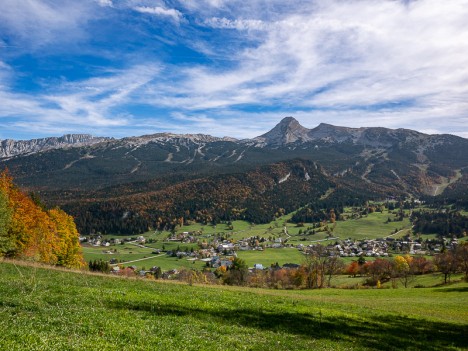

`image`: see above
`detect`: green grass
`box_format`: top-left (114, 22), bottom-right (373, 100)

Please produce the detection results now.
top-left (82, 243), bottom-right (206, 271)
top-left (0, 261), bottom-right (467, 350)
top-left (236, 248), bottom-right (305, 267)
top-left (331, 273), bottom-right (466, 289)
top-left (332, 210), bottom-right (411, 240)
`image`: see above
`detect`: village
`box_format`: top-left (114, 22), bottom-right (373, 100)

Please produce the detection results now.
top-left (82, 227), bottom-right (460, 278)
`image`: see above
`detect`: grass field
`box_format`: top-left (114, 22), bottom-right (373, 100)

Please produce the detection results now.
top-left (0, 261), bottom-right (467, 351)
top-left (236, 248), bottom-right (305, 267)
top-left (82, 244), bottom-right (206, 271)
top-left (332, 211), bottom-right (411, 240)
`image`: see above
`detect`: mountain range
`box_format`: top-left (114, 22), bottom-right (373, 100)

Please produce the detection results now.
top-left (1, 117), bottom-right (467, 234)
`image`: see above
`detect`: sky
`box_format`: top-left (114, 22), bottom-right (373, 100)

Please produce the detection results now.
top-left (1, 0), bottom-right (468, 140)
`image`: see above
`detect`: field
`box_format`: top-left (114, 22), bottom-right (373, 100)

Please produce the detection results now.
top-left (82, 244), bottom-right (207, 271)
top-left (83, 208), bottom-right (415, 270)
top-left (0, 261), bottom-right (467, 351)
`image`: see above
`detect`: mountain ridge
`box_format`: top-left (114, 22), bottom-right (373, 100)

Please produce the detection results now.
top-left (1, 117), bottom-right (466, 160)
top-left (0, 134), bottom-right (110, 159)
top-left (1, 117), bottom-right (467, 234)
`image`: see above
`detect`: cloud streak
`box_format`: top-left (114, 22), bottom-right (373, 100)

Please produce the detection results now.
top-left (134, 6), bottom-right (183, 23)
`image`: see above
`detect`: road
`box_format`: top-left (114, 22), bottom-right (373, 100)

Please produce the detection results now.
top-left (110, 253), bottom-right (166, 266)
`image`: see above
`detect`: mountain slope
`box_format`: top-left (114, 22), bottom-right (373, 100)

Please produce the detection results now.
top-left (1, 117), bottom-right (467, 234)
top-left (61, 159), bottom-right (342, 234)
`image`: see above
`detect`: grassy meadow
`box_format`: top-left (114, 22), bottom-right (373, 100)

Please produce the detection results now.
top-left (0, 260), bottom-right (467, 351)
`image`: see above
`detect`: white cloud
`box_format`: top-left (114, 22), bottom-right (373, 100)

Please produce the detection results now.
top-left (134, 6), bottom-right (183, 23)
top-left (0, 0), bottom-right (95, 49)
top-left (97, 0), bottom-right (113, 7)
top-left (204, 17), bottom-right (268, 31)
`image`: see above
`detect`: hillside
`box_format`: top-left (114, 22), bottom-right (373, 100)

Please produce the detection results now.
top-left (1, 117), bottom-right (467, 234)
top-left (1, 261), bottom-right (467, 351)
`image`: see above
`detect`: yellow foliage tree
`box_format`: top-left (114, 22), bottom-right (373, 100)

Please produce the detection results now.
top-left (0, 170), bottom-right (85, 268)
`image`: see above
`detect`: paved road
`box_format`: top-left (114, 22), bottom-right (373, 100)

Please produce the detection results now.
top-left (110, 253), bottom-right (166, 266)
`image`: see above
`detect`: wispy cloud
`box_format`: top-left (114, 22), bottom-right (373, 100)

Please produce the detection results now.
top-left (134, 6), bottom-right (183, 23)
top-left (0, 64), bottom-right (162, 137)
top-left (0, 0), bottom-right (96, 50)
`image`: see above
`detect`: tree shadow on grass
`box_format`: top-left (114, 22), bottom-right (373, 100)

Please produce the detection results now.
top-left (434, 286), bottom-right (468, 293)
top-left (106, 299), bottom-right (468, 350)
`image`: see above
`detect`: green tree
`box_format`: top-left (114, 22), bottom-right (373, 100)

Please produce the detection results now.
top-left (224, 257), bottom-right (248, 286)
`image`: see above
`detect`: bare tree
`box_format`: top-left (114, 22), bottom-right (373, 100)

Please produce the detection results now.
top-left (325, 256), bottom-right (345, 287)
top-left (303, 245), bottom-right (344, 288)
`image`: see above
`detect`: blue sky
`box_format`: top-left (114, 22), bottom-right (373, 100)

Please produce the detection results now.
top-left (1, 0), bottom-right (467, 140)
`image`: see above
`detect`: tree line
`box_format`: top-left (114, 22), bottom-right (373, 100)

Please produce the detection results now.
top-left (411, 210), bottom-right (468, 238)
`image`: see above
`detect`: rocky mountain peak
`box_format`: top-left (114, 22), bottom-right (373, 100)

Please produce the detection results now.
top-left (256, 117), bottom-right (311, 145)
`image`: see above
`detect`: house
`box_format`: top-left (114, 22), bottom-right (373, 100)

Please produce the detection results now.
top-left (111, 266), bottom-right (120, 273)
top-left (283, 263), bottom-right (300, 269)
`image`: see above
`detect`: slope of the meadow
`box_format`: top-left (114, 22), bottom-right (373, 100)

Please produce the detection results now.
top-left (0, 261), bottom-right (467, 351)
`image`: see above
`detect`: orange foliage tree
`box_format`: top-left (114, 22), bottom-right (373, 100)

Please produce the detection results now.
top-left (0, 170), bottom-right (84, 268)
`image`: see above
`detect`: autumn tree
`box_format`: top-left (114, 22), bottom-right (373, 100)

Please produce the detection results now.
top-left (0, 170), bottom-right (84, 268)
top-left (345, 261), bottom-right (360, 277)
top-left (434, 251), bottom-right (458, 284)
top-left (455, 243), bottom-right (468, 281)
top-left (364, 258), bottom-right (394, 286)
top-left (303, 245), bottom-right (330, 289)
top-left (411, 256), bottom-right (433, 275)
top-left (394, 255), bottom-right (415, 288)
top-left (49, 208), bottom-right (85, 268)
top-left (324, 256), bottom-right (345, 287)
